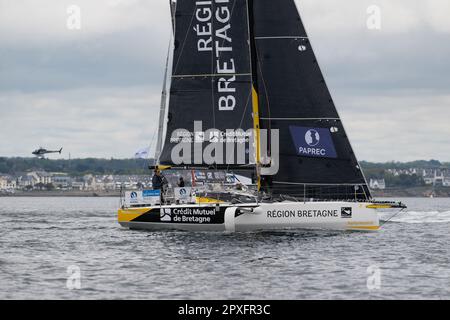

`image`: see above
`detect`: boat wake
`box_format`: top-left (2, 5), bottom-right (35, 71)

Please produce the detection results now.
top-left (380, 210), bottom-right (450, 224)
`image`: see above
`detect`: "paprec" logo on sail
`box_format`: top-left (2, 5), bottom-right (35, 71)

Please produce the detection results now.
top-left (289, 126), bottom-right (337, 159)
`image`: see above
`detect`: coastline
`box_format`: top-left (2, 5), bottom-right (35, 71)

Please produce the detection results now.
top-left (0, 190), bottom-right (120, 197)
top-left (1, 187), bottom-right (449, 198)
top-left (371, 186), bottom-right (450, 198)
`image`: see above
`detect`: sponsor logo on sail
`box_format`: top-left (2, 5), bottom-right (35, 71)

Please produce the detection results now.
top-left (195, 131), bottom-right (205, 143)
top-left (289, 126), bottom-right (337, 159)
top-left (209, 131), bottom-right (220, 143)
top-left (194, 0), bottom-right (238, 112)
top-left (170, 121), bottom-right (280, 175)
top-left (305, 129), bottom-right (320, 147)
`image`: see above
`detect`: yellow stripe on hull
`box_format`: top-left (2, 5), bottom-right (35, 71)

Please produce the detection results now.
top-left (195, 197), bottom-right (225, 204)
top-left (366, 204), bottom-right (396, 209)
top-left (347, 225), bottom-right (380, 231)
top-left (118, 208), bottom-right (151, 222)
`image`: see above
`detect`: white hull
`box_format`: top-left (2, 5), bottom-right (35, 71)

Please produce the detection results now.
top-left (119, 201), bottom-right (380, 232)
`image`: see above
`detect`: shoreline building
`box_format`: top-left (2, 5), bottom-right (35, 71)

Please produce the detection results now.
top-left (423, 169), bottom-right (449, 186)
top-left (369, 179), bottom-right (386, 190)
top-left (0, 175), bottom-right (17, 192)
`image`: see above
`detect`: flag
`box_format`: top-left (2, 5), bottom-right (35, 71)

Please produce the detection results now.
top-left (134, 148), bottom-right (150, 159)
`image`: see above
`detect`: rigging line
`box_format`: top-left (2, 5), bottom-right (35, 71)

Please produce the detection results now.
top-left (172, 73), bottom-right (252, 78)
top-left (209, 1), bottom-right (216, 164)
top-left (260, 117), bottom-right (340, 121)
top-left (148, 107), bottom-right (162, 159)
top-left (255, 36), bottom-right (308, 40)
top-left (361, 184), bottom-right (369, 201)
top-left (380, 208), bottom-right (406, 227)
top-left (246, 0), bottom-right (261, 185)
top-left (149, 126), bottom-right (159, 154)
top-left (254, 37), bottom-right (272, 145)
top-left (238, 88), bottom-right (253, 131)
top-left (248, 12), bottom-right (272, 131)
top-left (172, 5), bottom-right (197, 76)
top-left (272, 181), bottom-right (368, 186)
top-left (225, 87), bottom-right (253, 174)
top-left (155, 29), bottom-right (174, 162)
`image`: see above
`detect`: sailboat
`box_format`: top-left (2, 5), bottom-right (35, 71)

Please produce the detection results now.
top-left (118, 0), bottom-right (405, 232)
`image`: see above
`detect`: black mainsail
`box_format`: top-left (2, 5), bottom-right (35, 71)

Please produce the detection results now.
top-left (158, 0), bottom-right (255, 168)
top-left (158, 0), bottom-right (371, 200)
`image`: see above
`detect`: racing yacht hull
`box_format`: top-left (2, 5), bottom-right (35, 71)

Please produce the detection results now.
top-left (118, 201), bottom-right (380, 232)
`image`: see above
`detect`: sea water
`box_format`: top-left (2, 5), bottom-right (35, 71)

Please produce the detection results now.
top-left (0, 197), bottom-right (449, 300)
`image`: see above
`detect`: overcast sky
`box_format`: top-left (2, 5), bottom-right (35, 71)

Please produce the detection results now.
top-left (1, 0), bottom-right (449, 161)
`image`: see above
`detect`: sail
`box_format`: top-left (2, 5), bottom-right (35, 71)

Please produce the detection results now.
top-left (251, 0), bottom-right (371, 199)
top-left (158, 0), bottom-right (255, 169)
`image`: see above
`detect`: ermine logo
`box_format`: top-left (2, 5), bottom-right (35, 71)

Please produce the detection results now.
top-left (160, 209), bottom-right (172, 222)
top-left (341, 207), bottom-right (353, 218)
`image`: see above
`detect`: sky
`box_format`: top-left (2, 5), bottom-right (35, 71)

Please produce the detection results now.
top-left (1, 0), bottom-right (450, 162)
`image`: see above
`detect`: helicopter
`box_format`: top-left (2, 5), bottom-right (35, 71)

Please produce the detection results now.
top-left (32, 147), bottom-right (63, 158)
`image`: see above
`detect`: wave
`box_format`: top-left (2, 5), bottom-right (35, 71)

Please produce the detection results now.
top-left (380, 210), bottom-right (450, 224)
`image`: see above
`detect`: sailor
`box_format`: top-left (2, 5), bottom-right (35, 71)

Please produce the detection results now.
top-left (152, 170), bottom-right (163, 191)
top-left (178, 177), bottom-right (185, 188)
top-left (152, 169), bottom-right (168, 203)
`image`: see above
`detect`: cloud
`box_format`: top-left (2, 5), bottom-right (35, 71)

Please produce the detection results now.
top-left (298, 0), bottom-right (450, 34)
top-left (0, 0), bottom-right (172, 92)
top-left (425, 0), bottom-right (450, 33)
top-left (0, 0), bottom-right (449, 161)
top-left (0, 0), bottom-right (171, 46)
top-left (0, 87), bottom-right (161, 158)
top-left (338, 92), bottom-right (450, 162)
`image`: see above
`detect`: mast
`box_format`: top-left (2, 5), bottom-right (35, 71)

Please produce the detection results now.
top-left (170, 0), bottom-right (177, 30)
top-left (155, 40), bottom-right (172, 163)
top-left (155, 1), bottom-right (177, 163)
top-left (247, 0), bottom-right (262, 191)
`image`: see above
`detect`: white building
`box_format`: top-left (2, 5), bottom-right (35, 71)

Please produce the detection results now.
top-left (0, 175), bottom-right (17, 191)
top-left (18, 175), bottom-right (35, 189)
top-left (52, 174), bottom-right (72, 189)
top-left (0, 176), bottom-right (8, 190)
top-left (422, 169), bottom-right (449, 186)
top-left (71, 181), bottom-right (85, 190)
top-left (443, 177), bottom-right (450, 187)
top-left (27, 171), bottom-right (52, 185)
top-left (369, 179), bottom-right (386, 190)
top-left (422, 169), bottom-right (434, 185)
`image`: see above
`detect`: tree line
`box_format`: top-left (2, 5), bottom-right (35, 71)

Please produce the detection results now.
top-left (0, 157), bottom-right (153, 176)
top-left (1, 158), bottom-right (448, 188)
top-left (361, 160), bottom-right (450, 188)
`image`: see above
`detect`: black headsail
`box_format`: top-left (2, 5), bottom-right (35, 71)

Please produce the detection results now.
top-left (158, 0), bottom-right (255, 169)
top-left (251, 0), bottom-right (371, 200)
